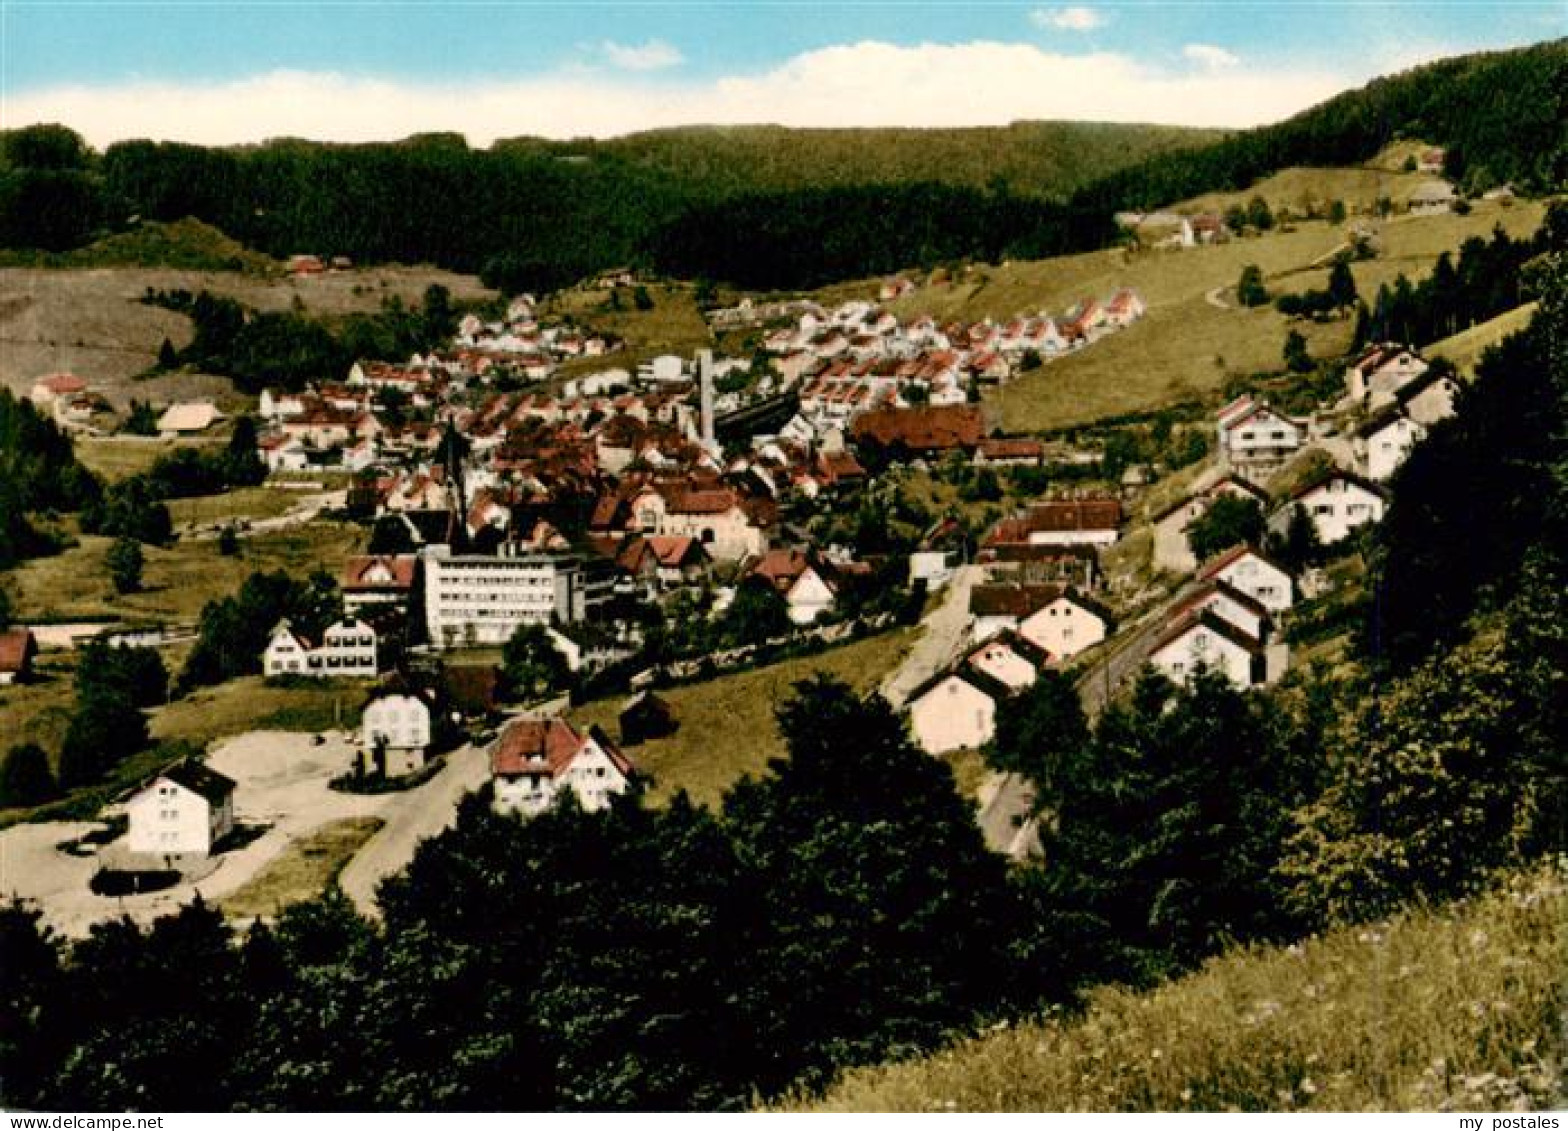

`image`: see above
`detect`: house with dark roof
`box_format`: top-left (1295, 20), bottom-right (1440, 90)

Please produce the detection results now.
top-left (491, 718), bottom-right (635, 816)
top-left (1271, 471), bottom-right (1388, 546)
top-left (619, 691), bottom-right (677, 746)
top-left (1198, 544), bottom-right (1294, 613)
top-left (1148, 610), bottom-right (1266, 689)
top-left (0, 629), bottom-right (38, 685)
top-left (905, 665), bottom-right (1018, 756)
top-left (970, 583), bottom-right (1111, 660)
top-left (849, 404), bottom-right (984, 457)
top-left (126, 760), bottom-right (237, 857)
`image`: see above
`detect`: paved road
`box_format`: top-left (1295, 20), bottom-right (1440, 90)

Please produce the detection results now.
top-left (975, 577), bottom-right (1202, 857)
top-left (880, 565), bottom-right (980, 709)
top-left (337, 740), bottom-right (491, 918)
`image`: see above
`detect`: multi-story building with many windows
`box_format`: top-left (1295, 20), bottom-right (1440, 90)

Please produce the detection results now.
top-left (421, 546), bottom-right (609, 648)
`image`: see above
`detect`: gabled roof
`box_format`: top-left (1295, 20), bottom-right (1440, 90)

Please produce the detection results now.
top-left (1149, 609), bottom-right (1264, 658)
top-left (850, 405), bottom-right (984, 452)
top-left (341, 554), bottom-right (417, 591)
top-left (1354, 406), bottom-right (1420, 439)
top-left (965, 627), bottom-right (1053, 670)
top-left (153, 760), bottom-right (237, 805)
top-left (1392, 365), bottom-right (1459, 407)
top-left (905, 663), bottom-right (1014, 709)
top-left (970, 582), bottom-right (1063, 619)
top-left (1197, 543), bottom-right (1291, 581)
top-left (1169, 578), bottom-right (1272, 626)
top-left (1286, 469), bottom-right (1390, 504)
top-left (491, 718), bottom-right (635, 781)
top-left (1020, 498), bottom-right (1122, 534)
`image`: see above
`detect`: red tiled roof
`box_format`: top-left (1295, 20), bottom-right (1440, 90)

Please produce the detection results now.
top-left (1021, 498), bottom-right (1122, 534)
top-left (850, 405), bottom-right (984, 452)
top-left (491, 718), bottom-right (634, 780)
top-left (341, 555), bottom-right (416, 592)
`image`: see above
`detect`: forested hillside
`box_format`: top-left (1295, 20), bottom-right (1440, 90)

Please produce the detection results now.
top-left (2, 40), bottom-right (1561, 292)
top-left (1073, 39), bottom-right (1567, 213)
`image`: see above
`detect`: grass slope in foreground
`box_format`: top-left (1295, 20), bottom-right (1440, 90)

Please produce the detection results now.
top-left (792, 864), bottom-right (1566, 1112)
top-left (569, 628), bottom-right (915, 808)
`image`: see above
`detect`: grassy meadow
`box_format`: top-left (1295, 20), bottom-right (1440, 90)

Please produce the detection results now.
top-left (791, 864), bottom-right (1567, 1112)
top-left (569, 628), bottom-right (915, 808)
top-left (216, 816), bottom-right (385, 919)
top-left (1428, 302), bottom-right (1539, 375)
top-left (4, 521), bottom-right (362, 626)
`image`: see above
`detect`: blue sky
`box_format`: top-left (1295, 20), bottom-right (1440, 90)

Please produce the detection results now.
top-left (4, 3), bottom-right (1561, 145)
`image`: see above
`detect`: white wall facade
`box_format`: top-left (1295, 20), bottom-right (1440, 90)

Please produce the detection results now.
top-left (908, 675), bottom-right (996, 755)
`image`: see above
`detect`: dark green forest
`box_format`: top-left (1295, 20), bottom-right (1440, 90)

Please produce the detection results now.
top-left (2, 40), bottom-right (1562, 290)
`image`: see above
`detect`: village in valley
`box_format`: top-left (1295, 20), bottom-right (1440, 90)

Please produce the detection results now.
top-left (0, 153), bottom-right (1501, 932)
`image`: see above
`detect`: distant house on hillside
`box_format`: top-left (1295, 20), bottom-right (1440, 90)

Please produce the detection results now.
top-left (1345, 344), bottom-right (1430, 408)
top-left (1148, 611), bottom-right (1266, 690)
top-left (1408, 181), bottom-right (1457, 215)
top-left (127, 761), bottom-right (236, 857)
top-left (157, 402), bottom-right (224, 437)
top-left (0, 629), bottom-right (38, 685)
top-left (1198, 545), bottom-right (1294, 614)
top-left (1356, 410), bottom-right (1427, 482)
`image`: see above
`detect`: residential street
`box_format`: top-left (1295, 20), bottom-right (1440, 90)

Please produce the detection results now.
top-left (879, 564), bottom-right (979, 709)
top-left (337, 739), bottom-right (491, 917)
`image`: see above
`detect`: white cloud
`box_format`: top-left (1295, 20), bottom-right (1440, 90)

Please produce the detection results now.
top-left (1029, 7), bottom-right (1106, 32)
top-left (1182, 43), bottom-right (1240, 71)
top-left (5, 42), bottom-right (1355, 149)
top-left (599, 39), bottom-right (683, 72)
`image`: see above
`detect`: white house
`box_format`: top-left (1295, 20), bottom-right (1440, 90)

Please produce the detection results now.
top-left (361, 687), bottom-right (434, 777)
top-left (1217, 397), bottom-right (1306, 467)
top-left (1148, 612), bottom-right (1265, 689)
top-left (906, 669), bottom-right (1009, 756)
top-left (970, 584), bottom-right (1110, 660)
top-left (1395, 367), bottom-right (1461, 426)
top-left (1274, 473), bottom-right (1387, 545)
top-left (126, 761), bottom-right (236, 857)
top-left (1198, 545), bottom-right (1294, 614)
top-left (1357, 411), bottom-right (1427, 481)
top-left (908, 548), bottom-right (959, 590)
top-left (263, 617), bottom-right (378, 679)
top-left (491, 719), bottom-right (635, 816)
top-left (749, 548), bottom-right (838, 625)
top-left (1168, 579), bottom-right (1273, 645)
top-left (1151, 497), bottom-right (1211, 574)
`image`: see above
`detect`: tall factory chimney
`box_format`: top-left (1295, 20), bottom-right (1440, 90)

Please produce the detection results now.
top-left (698, 349), bottom-right (716, 450)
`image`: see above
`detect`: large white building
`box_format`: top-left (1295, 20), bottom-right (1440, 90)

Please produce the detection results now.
top-left (263, 618), bottom-right (379, 679)
top-left (126, 761), bottom-right (236, 857)
top-left (421, 547), bottom-right (603, 648)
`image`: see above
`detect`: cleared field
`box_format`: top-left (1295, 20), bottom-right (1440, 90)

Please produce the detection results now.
top-left (792, 864), bottom-right (1566, 1112)
top-left (1428, 302), bottom-right (1539, 374)
top-left (0, 652), bottom-right (81, 754)
top-left (151, 676), bottom-right (366, 747)
top-left (74, 437), bottom-right (222, 482)
top-left (164, 487), bottom-right (316, 528)
top-left (570, 629), bottom-right (916, 808)
top-left (4, 521), bottom-right (363, 625)
top-left (546, 282), bottom-right (714, 364)
top-left (215, 816), bottom-right (384, 919)
top-left (0, 263), bottom-right (492, 408)
top-left (1171, 165), bottom-right (1431, 218)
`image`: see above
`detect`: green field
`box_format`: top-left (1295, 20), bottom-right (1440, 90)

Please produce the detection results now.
top-left (917, 198), bottom-right (1547, 433)
top-left (150, 675), bottom-right (367, 747)
top-left (216, 816), bottom-right (385, 919)
top-left (4, 521), bottom-right (362, 626)
top-left (792, 864), bottom-right (1566, 1112)
top-left (73, 437), bottom-right (222, 482)
top-left (546, 282), bottom-right (715, 366)
top-left (569, 629), bottom-right (916, 808)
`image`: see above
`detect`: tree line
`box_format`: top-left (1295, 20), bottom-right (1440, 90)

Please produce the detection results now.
top-left (4, 41), bottom-right (1560, 292)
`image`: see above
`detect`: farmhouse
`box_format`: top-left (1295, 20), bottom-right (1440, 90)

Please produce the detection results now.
top-left (157, 402), bottom-right (224, 437)
top-left (491, 718), bottom-right (635, 817)
top-left (126, 761), bottom-right (237, 857)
